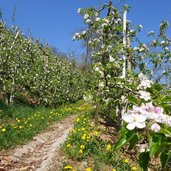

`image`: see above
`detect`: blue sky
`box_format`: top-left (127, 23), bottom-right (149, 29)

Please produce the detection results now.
top-left (1, 0), bottom-right (171, 56)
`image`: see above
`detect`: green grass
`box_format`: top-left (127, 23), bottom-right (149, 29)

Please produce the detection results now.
top-left (0, 100), bottom-right (84, 149)
top-left (62, 109), bottom-right (139, 171)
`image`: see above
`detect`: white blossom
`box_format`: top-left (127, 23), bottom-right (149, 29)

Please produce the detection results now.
top-left (139, 25), bottom-right (143, 29)
top-left (72, 33), bottom-right (80, 40)
top-left (151, 123), bottom-right (161, 132)
top-left (82, 31), bottom-right (87, 35)
top-left (99, 82), bottom-right (105, 88)
top-left (109, 55), bottom-right (114, 62)
top-left (107, 45), bottom-right (113, 51)
top-left (95, 17), bottom-right (101, 22)
top-left (148, 31), bottom-right (154, 36)
top-left (161, 40), bottom-right (165, 44)
top-left (77, 8), bottom-right (82, 14)
top-left (85, 19), bottom-right (91, 24)
top-left (94, 66), bottom-right (100, 72)
top-left (138, 73), bottom-right (153, 89)
top-left (102, 23), bottom-right (108, 28)
top-left (122, 114), bottom-right (146, 130)
top-left (83, 94), bottom-right (93, 102)
top-left (139, 91), bottom-right (151, 101)
top-left (84, 14), bottom-right (89, 20)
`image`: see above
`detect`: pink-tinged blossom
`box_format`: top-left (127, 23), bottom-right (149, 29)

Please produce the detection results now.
top-left (151, 123), bottom-right (161, 132)
top-left (122, 114), bottom-right (146, 130)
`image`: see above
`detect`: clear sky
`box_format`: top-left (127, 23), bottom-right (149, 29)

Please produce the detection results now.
top-left (1, 0), bottom-right (171, 56)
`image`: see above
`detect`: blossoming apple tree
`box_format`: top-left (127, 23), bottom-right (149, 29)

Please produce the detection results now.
top-left (74, 1), bottom-right (171, 170)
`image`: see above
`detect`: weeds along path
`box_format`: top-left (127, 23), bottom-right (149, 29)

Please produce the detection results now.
top-left (0, 114), bottom-right (77, 171)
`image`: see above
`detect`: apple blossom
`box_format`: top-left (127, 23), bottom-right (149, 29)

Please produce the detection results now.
top-left (122, 114), bottom-right (147, 130)
top-left (151, 123), bottom-right (161, 132)
top-left (139, 91), bottom-right (151, 101)
top-left (83, 14), bottom-right (89, 20)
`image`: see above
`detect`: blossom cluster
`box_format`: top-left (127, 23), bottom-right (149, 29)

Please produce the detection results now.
top-left (122, 102), bottom-right (171, 133)
top-left (137, 73), bottom-right (153, 101)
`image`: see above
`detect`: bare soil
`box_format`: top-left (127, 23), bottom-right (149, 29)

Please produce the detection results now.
top-left (0, 114), bottom-right (77, 171)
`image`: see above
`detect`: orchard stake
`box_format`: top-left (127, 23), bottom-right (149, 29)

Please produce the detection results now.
top-left (122, 7), bottom-right (127, 78)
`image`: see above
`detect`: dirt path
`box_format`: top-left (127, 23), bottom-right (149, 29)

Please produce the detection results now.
top-left (0, 114), bottom-right (77, 171)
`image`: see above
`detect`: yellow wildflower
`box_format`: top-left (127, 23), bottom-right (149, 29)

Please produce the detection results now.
top-left (64, 165), bottom-right (73, 169)
top-left (131, 166), bottom-right (137, 171)
top-left (106, 144), bottom-right (112, 150)
top-left (81, 134), bottom-right (86, 140)
top-left (79, 149), bottom-right (83, 154)
top-left (76, 118), bottom-right (80, 122)
top-left (85, 167), bottom-right (92, 171)
top-left (72, 129), bottom-right (76, 133)
top-left (29, 124), bottom-right (32, 127)
top-left (67, 144), bottom-right (71, 148)
top-left (1, 128), bottom-right (6, 133)
top-left (81, 128), bottom-right (85, 131)
top-left (19, 125), bottom-right (23, 129)
top-left (87, 135), bottom-right (91, 139)
top-left (93, 131), bottom-right (99, 136)
top-left (112, 169), bottom-right (117, 171)
top-left (17, 119), bottom-right (21, 123)
top-left (124, 159), bottom-right (129, 164)
top-left (80, 145), bottom-right (85, 149)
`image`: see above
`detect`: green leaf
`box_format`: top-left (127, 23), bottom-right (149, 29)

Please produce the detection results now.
top-left (128, 132), bottom-right (141, 150)
top-left (127, 95), bottom-right (139, 105)
top-left (160, 150), bottom-right (171, 169)
top-left (150, 133), bottom-right (165, 157)
top-left (160, 128), bottom-right (171, 137)
top-left (114, 130), bottom-right (134, 150)
top-left (139, 152), bottom-right (150, 171)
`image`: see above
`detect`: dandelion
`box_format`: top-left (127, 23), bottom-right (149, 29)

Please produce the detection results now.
top-left (112, 169), bottom-right (117, 171)
top-left (79, 149), bottom-right (83, 154)
top-left (19, 125), bottom-right (23, 129)
top-left (81, 134), bottom-right (86, 140)
top-left (124, 159), bottom-right (129, 164)
top-left (80, 145), bottom-right (85, 149)
top-left (81, 128), bottom-right (85, 131)
top-left (85, 167), bottom-right (92, 171)
top-left (64, 165), bottom-right (73, 169)
top-left (1, 128), bottom-right (6, 133)
top-left (67, 144), bottom-right (71, 148)
top-left (72, 129), bottom-right (76, 133)
top-left (17, 119), bottom-right (21, 123)
top-left (93, 131), bottom-right (99, 136)
top-left (131, 166), bottom-right (137, 170)
top-left (106, 144), bottom-right (112, 150)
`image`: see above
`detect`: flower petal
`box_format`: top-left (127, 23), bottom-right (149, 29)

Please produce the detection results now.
top-left (126, 123), bottom-right (136, 130)
top-left (135, 122), bottom-right (146, 129)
